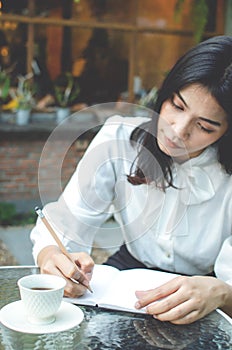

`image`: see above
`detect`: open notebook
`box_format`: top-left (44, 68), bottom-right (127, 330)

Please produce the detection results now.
top-left (66, 264), bottom-right (178, 313)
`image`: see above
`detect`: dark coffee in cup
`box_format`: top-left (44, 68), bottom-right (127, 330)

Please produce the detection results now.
top-left (30, 287), bottom-right (53, 291)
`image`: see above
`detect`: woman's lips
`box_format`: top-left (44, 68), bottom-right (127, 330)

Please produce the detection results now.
top-left (164, 135), bottom-right (183, 149)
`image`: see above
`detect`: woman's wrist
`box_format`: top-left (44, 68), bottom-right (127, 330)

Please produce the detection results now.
top-left (218, 280), bottom-right (232, 317)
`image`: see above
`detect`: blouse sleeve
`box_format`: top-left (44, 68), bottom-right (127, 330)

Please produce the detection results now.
top-left (30, 115), bottom-right (137, 263)
top-left (215, 235), bottom-right (232, 285)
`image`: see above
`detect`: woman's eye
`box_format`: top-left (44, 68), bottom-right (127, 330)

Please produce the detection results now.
top-left (198, 124), bottom-right (214, 133)
top-left (171, 97), bottom-right (184, 111)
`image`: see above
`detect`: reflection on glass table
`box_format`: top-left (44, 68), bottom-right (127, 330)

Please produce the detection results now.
top-left (0, 266), bottom-right (232, 350)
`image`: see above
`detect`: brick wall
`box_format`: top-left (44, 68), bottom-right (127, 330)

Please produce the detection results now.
top-left (0, 129), bottom-right (93, 212)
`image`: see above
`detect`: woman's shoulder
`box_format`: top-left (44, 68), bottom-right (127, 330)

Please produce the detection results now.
top-left (102, 115), bottom-right (151, 138)
top-left (104, 114), bottom-right (151, 127)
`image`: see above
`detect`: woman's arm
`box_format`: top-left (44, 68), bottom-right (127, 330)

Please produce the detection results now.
top-left (31, 116), bottom-right (136, 294)
top-left (135, 275), bottom-right (232, 324)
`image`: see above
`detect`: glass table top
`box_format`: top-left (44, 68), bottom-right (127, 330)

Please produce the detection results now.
top-left (0, 266), bottom-right (231, 350)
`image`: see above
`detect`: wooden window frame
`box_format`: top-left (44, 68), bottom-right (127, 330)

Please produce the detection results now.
top-left (0, 0), bottom-right (225, 102)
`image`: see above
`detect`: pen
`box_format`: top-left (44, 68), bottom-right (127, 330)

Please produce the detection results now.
top-left (35, 206), bottom-right (93, 293)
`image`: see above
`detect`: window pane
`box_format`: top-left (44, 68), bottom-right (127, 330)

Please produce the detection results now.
top-left (1, 0), bottom-right (63, 17)
top-left (71, 28), bottom-right (129, 104)
top-left (136, 33), bottom-right (195, 91)
top-left (72, 0), bottom-right (136, 24)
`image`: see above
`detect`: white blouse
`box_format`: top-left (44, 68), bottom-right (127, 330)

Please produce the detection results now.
top-left (30, 115), bottom-right (232, 284)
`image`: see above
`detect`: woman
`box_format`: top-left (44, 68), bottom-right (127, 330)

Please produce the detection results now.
top-left (31, 35), bottom-right (232, 324)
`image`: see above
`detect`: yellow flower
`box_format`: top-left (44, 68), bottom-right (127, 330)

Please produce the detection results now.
top-left (2, 98), bottom-right (19, 110)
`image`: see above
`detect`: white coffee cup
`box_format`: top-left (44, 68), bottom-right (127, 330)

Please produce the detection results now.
top-left (17, 274), bottom-right (66, 325)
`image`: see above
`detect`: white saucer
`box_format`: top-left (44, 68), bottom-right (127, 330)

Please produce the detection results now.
top-left (0, 300), bottom-right (84, 334)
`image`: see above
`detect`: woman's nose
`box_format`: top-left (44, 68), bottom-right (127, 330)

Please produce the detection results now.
top-left (172, 120), bottom-right (191, 141)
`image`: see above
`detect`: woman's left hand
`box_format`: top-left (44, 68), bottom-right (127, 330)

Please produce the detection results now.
top-left (135, 275), bottom-right (229, 324)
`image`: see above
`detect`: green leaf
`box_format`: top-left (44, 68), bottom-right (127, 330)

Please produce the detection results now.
top-left (174, 0), bottom-right (209, 43)
top-left (191, 0), bottom-right (208, 43)
top-left (174, 0), bottom-right (186, 22)
top-left (54, 72), bottom-right (80, 107)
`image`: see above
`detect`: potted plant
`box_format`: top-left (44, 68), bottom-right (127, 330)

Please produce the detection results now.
top-left (14, 73), bottom-right (36, 125)
top-left (0, 69), bottom-right (10, 102)
top-left (53, 72), bottom-right (80, 123)
top-left (0, 69), bottom-right (11, 118)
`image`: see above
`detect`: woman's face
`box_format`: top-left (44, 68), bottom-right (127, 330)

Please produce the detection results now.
top-left (157, 84), bottom-right (228, 162)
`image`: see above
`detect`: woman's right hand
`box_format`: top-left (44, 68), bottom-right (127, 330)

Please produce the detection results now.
top-left (37, 245), bottom-right (94, 297)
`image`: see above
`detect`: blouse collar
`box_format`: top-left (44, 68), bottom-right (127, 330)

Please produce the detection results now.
top-left (172, 147), bottom-right (220, 205)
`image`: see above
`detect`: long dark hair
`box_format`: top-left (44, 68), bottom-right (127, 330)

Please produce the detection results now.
top-left (127, 35), bottom-right (232, 188)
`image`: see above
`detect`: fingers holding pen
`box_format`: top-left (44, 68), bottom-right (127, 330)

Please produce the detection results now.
top-left (43, 259), bottom-right (87, 298)
top-left (39, 246), bottom-right (94, 297)
top-left (53, 251), bottom-right (94, 296)
top-left (71, 252), bottom-right (94, 281)
top-left (68, 252), bottom-right (94, 292)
